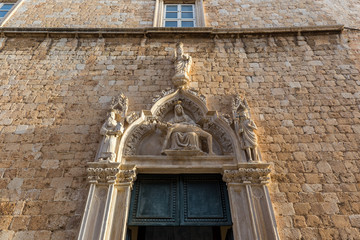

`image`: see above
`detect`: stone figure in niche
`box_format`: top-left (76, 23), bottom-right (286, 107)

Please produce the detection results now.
top-left (238, 110), bottom-right (258, 162)
top-left (172, 42), bottom-right (192, 88)
top-left (160, 101), bottom-right (214, 155)
top-left (98, 110), bottom-right (124, 162)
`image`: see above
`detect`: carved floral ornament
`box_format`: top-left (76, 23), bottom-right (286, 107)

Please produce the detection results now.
top-left (87, 165), bottom-right (137, 185)
top-left (87, 167), bottom-right (120, 184)
top-left (222, 167), bottom-right (271, 184)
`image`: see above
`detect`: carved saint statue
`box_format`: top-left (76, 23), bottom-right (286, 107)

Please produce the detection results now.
top-left (172, 42), bottom-right (193, 88)
top-left (161, 101), bottom-right (214, 155)
top-left (238, 110), bottom-right (259, 162)
top-left (98, 110), bottom-right (124, 162)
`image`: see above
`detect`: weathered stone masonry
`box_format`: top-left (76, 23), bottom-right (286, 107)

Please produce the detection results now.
top-left (0, 27), bottom-right (359, 239)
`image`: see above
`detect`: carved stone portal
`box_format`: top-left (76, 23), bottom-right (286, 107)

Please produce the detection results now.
top-left (78, 45), bottom-right (279, 240)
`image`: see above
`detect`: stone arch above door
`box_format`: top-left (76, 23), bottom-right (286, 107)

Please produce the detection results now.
top-left (118, 88), bottom-right (241, 163)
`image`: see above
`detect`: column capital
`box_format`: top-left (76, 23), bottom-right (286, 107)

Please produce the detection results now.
top-left (116, 167), bottom-right (137, 187)
top-left (223, 165), bottom-right (271, 185)
top-left (87, 162), bottom-right (120, 184)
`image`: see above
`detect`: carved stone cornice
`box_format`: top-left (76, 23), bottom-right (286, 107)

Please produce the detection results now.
top-left (87, 162), bottom-right (120, 184)
top-left (117, 167), bottom-right (137, 186)
top-left (187, 89), bottom-right (206, 104)
top-left (223, 165), bottom-right (271, 185)
top-left (0, 25), bottom-right (343, 39)
top-left (152, 88), bottom-right (176, 103)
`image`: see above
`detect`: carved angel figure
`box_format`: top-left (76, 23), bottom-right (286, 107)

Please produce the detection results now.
top-left (238, 110), bottom-right (258, 162)
top-left (98, 110), bottom-right (124, 162)
top-left (161, 101), bottom-right (214, 155)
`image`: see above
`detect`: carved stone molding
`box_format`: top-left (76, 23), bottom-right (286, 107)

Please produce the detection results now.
top-left (187, 88), bottom-right (206, 104)
top-left (123, 122), bottom-right (156, 156)
top-left (87, 162), bottom-right (120, 184)
top-left (126, 112), bottom-right (140, 125)
top-left (153, 96), bottom-right (204, 123)
top-left (205, 120), bottom-right (233, 154)
top-left (152, 88), bottom-right (176, 103)
top-left (223, 166), bottom-right (271, 184)
top-left (117, 167), bottom-right (137, 186)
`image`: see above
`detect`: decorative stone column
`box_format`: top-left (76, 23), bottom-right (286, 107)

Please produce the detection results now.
top-left (108, 168), bottom-right (137, 240)
top-left (223, 164), bottom-right (280, 240)
top-left (78, 162), bottom-right (121, 240)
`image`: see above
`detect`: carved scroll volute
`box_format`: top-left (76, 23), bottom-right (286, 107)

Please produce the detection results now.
top-left (232, 95), bottom-right (260, 162)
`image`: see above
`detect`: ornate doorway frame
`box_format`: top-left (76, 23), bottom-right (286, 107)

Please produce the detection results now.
top-left (77, 43), bottom-right (280, 240)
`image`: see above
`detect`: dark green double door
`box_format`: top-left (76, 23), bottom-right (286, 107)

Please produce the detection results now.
top-left (128, 174), bottom-right (232, 240)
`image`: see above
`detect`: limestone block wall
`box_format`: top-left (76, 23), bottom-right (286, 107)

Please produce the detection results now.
top-left (1, 0), bottom-right (156, 28)
top-left (1, 0), bottom-right (360, 28)
top-left (0, 30), bottom-right (359, 239)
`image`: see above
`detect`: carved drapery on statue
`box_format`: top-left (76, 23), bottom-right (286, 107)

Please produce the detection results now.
top-left (172, 42), bottom-right (193, 88)
top-left (232, 95), bottom-right (260, 162)
top-left (98, 110), bottom-right (124, 162)
top-left (97, 93), bottom-right (138, 162)
top-left (159, 101), bottom-right (214, 155)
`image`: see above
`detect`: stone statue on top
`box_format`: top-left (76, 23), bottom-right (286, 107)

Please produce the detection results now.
top-left (172, 42), bottom-right (193, 88)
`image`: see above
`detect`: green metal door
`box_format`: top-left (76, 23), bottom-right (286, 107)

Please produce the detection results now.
top-left (128, 174), bottom-right (232, 227)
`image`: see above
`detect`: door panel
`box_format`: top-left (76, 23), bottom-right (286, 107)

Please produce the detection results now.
top-left (181, 175), bottom-right (232, 226)
top-left (128, 175), bottom-right (179, 226)
top-left (128, 174), bottom-right (232, 227)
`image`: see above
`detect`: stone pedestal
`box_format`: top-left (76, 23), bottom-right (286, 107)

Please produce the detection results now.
top-left (172, 74), bottom-right (190, 88)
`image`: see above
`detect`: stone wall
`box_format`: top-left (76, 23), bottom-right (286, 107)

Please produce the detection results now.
top-left (2, 0), bottom-right (155, 28)
top-left (0, 30), bottom-right (359, 239)
top-left (2, 0), bottom-right (360, 28)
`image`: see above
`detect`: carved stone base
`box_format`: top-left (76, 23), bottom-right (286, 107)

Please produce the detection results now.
top-left (163, 149), bottom-right (205, 156)
top-left (172, 74), bottom-right (190, 88)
